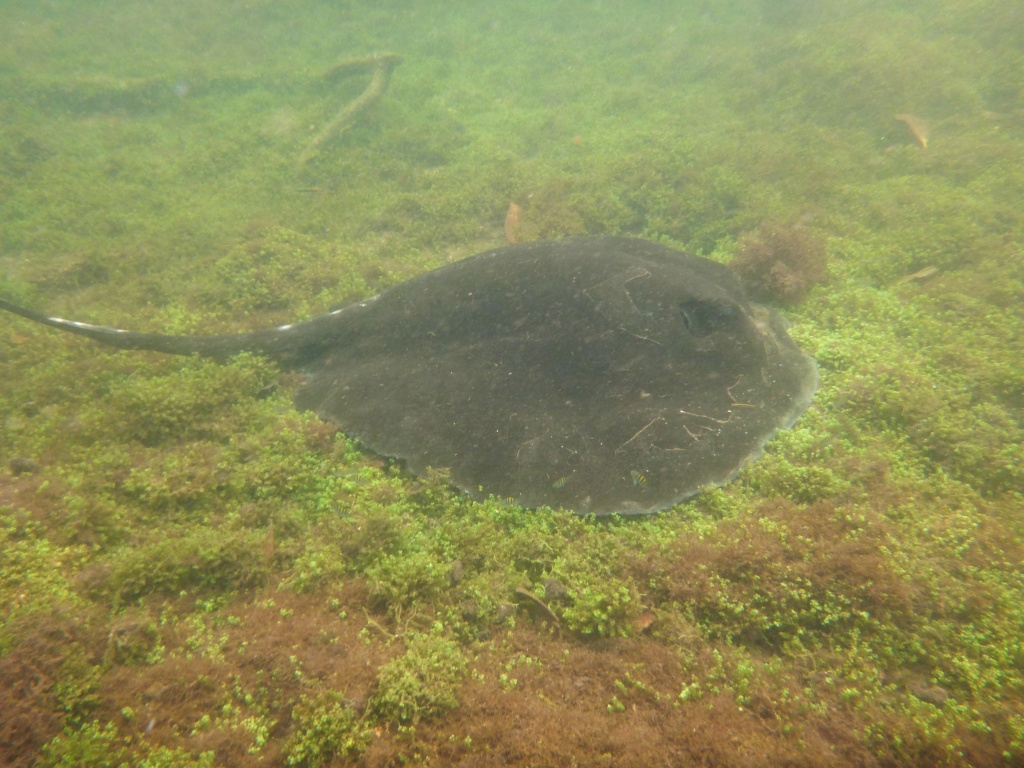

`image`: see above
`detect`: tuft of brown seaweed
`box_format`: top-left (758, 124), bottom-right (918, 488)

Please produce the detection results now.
top-left (730, 219), bottom-right (828, 304)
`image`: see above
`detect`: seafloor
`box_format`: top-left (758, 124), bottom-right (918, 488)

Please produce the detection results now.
top-left (0, 1), bottom-right (1022, 766)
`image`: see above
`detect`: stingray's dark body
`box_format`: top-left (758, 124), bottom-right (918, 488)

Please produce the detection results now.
top-left (0, 237), bottom-right (817, 515)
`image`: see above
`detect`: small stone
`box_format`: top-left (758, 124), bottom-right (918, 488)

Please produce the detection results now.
top-left (9, 457), bottom-right (41, 475)
top-left (449, 559), bottom-right (464, 585)
top-left (908, 681), bottom-right (949, 706)
top-left (543, 578), bottom-right (568, 602)
top-left (459, 599), bottom-right (479, 621)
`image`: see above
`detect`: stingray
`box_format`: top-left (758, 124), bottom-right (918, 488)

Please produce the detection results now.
top-left (0, 237), bottom-right (817, 515)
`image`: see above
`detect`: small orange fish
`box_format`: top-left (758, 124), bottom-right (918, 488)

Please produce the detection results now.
top-left (632, 610), bottom-right (656, 634)
top-left (894, 113), bottom-right (929, 149)
top-left (896, 265), bottom-right (939, 285)
top-left (504, 202), bottom-right (522, 243)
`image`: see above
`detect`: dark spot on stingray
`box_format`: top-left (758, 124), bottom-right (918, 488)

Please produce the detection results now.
top-left (0, 237), bottom-right (817, 515)
top-left (678, 297), bottom-right (740, 337)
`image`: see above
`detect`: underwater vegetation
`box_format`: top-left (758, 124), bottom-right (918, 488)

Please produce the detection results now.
top-left (1, 0), bottom-right (1023, 766)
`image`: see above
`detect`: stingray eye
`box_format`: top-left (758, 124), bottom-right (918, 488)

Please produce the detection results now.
top-left (678, 299), bottom-right (740, 337)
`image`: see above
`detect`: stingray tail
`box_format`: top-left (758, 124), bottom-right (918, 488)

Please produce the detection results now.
top-left (0, 297), bottom-right (346, 366)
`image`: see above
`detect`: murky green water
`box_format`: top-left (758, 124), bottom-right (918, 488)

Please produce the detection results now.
top-left (1, 2), bottom-right (1022, 765)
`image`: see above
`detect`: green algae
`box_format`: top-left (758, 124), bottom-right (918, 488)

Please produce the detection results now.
top-left (369, 628), bottom-right (467, 725)
top-left (284, 691), bottom-right (372, 766)
top-left (42, 720), bottom-right (218, 768)
top-left (1, 0), bottom-right (1023, 765)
